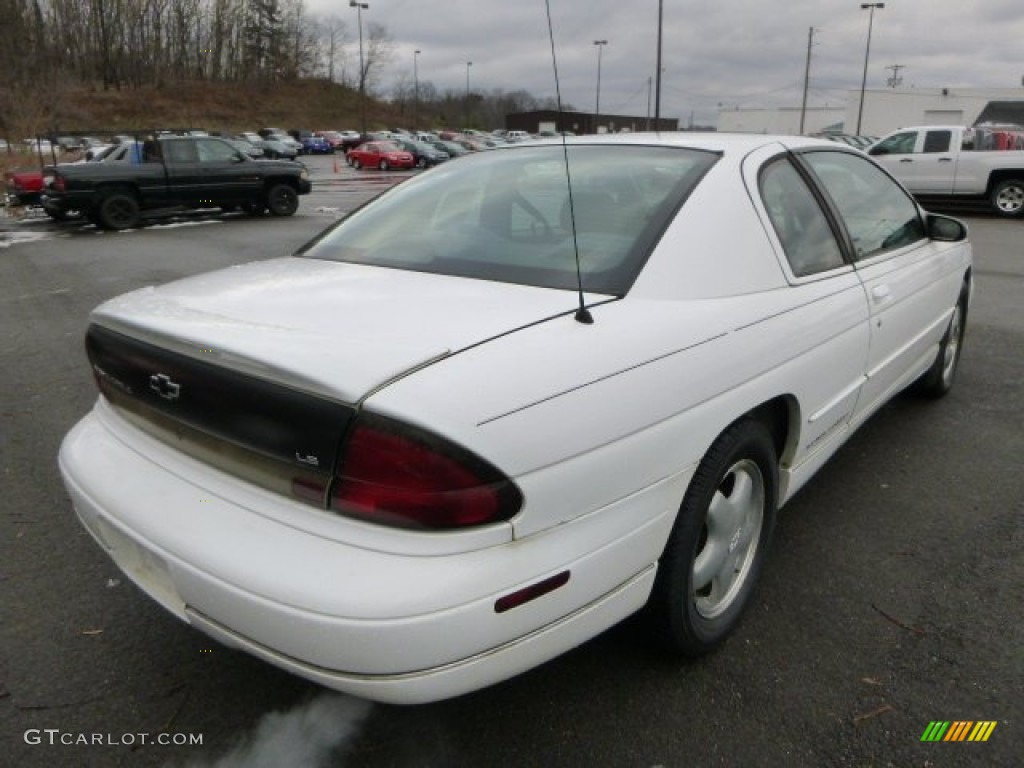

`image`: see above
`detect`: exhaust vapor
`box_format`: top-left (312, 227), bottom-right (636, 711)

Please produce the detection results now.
top-left (179, 693), bottom-right (372, 768)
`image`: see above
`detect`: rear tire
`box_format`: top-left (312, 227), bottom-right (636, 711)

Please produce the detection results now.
top-left (379, 159), bottom-right (389, 171)
top-left (648, 418), bottom-right (778, 655)
top-left (97, 190), bottom-right (141, 230)
top-left (352, 158), bottom-right (362, 170)
top-left (990, 179), bottom-right (1024, 218)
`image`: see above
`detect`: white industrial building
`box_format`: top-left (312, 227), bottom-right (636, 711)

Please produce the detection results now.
top-left (717, 87), bottom-right (1024, 136)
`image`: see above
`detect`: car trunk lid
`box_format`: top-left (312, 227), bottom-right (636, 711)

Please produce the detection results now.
top-left (90, 256), bottom-right (595, 405)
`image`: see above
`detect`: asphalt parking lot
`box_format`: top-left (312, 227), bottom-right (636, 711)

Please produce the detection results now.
top-left (0, 159), bottom-right (1020, 767)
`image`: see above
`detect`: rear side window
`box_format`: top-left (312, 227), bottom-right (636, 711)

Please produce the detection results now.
top-left (923, 130), bottom-right (952, 153)
top-left (301, 145), bottom-right (718, 295)
top-left (162, 140), bottom-right (198, 164)
top-left (802, 151), bottom-right (925, 260)
top-left (760, 158), bottom-right (846, 277)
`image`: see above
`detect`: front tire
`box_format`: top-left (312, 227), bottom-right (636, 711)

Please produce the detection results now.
top-left (648, 418), bottom-right (778, 655)
top-left (990, 179), bottom-right (1024, 218)
top-left (265, 184), bottom-right (299, 217)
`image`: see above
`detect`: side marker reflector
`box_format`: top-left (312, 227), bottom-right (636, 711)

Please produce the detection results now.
top-left (494, 571), bottom-right (570, 614)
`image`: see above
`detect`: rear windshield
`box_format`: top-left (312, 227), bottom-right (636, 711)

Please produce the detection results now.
top-left (300, 144), bottom-right (717, 295)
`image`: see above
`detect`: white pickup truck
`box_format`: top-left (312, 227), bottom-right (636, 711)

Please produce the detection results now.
top-left (867, 125), bottom-right (1024, 217)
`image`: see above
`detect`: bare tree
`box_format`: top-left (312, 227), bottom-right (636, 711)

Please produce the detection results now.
top-left (315, 12), bottom-right (348, 83)
top-left (358, 20), bottom-right (393, 96)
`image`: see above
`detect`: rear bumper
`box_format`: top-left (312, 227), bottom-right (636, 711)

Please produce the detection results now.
top-left (59, 399), bottom-right (675, 703)
top-left (6, 190), bottom-right (41, 206)
top-left (40, 193), bottom-right (88, 214)
top-left (185, 566), bottom-right (655, 704)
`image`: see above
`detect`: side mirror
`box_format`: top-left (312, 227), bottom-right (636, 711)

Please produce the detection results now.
top-left (868, 146), bottom-right (886, 156)
top-left (927, 213), bottom-right (967, 242)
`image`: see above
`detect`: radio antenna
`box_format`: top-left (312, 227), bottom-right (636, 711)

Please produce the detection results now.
top-left (544, 0), bottom-right (593, 324)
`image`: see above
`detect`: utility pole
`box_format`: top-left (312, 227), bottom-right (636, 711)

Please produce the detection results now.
top-left (799, 27), bottom-right (816, 135)
top-left (646, 76), bottom-right (652, 131)
top-left (464, 61), bottom-right (473, 129)
top-left (593, 40), bottom-right (608, 132)
top-left (885, 64), bottom-right (904, 88)
top-left (654, 0), bottom-right (663, 128)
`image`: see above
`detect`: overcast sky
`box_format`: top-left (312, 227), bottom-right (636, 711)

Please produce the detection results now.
top-left (306, 0), bottom-right (1024, 126)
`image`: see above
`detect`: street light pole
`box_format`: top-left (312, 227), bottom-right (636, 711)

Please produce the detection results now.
top-left (593, 40), bottom-right (608, 133)
top-left (413, 49), bottom-right (421, 130)
top-left (465, 61), bottom-right (473, 129)
top-left (856, 2), bottom-right (884, 135)
top-left (350, 0), bottom-right (369, 135)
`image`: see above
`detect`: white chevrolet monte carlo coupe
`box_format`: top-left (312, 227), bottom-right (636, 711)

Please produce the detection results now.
top-left (59, 134), bottom-right (972, 704)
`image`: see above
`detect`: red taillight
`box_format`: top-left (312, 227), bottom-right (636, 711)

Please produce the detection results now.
top-left (53, 176), bottom-right (66, 192)
top-left (330, 414), bottom-right (522, 530)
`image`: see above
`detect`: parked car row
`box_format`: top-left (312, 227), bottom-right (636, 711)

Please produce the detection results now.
top-left (810, 133), bottom-right (879, 150)
top-left (342, 128), bottom-right (548, 172)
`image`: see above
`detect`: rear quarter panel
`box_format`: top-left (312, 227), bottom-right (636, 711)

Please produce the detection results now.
top-left (952, 151), bottom-right (1024, 195)
top-left (368, 267), bottom-right (868, 543)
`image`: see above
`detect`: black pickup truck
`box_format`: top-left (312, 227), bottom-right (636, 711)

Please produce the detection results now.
top-left (41, 136), bottom-right (312, 229)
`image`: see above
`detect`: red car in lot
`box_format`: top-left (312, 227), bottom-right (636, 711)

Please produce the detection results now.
top-left (347, 141), bottom-right (415, 171)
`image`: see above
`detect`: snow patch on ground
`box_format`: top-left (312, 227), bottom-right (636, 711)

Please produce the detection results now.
top-left (118, 219), bottom-right (225, 232)
top-left (314, 206), bottom-right (344, 217)
top-left (0, 231), bottom-right (53, 249)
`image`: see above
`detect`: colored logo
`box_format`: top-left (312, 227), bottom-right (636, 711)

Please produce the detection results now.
top-left (921, 721), bottom-right (997, 742)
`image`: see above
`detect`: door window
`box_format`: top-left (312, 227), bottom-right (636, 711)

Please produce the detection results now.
top-left (870, 131), bottom-right (917, 155)
top-left (196, 139), bottom-right (240, 163)
top-left (803, 151), bottom-right (925, 261)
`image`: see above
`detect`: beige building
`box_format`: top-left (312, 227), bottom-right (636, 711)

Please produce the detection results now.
top-left (717, 88), bottom-right (1024, 136)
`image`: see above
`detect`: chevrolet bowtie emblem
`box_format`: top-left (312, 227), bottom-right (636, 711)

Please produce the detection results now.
top-left (149, 373), bottom-right (181, 401)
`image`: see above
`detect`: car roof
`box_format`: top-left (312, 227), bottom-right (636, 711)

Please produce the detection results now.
top-left (523, 132), bottom-right (839, 155)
